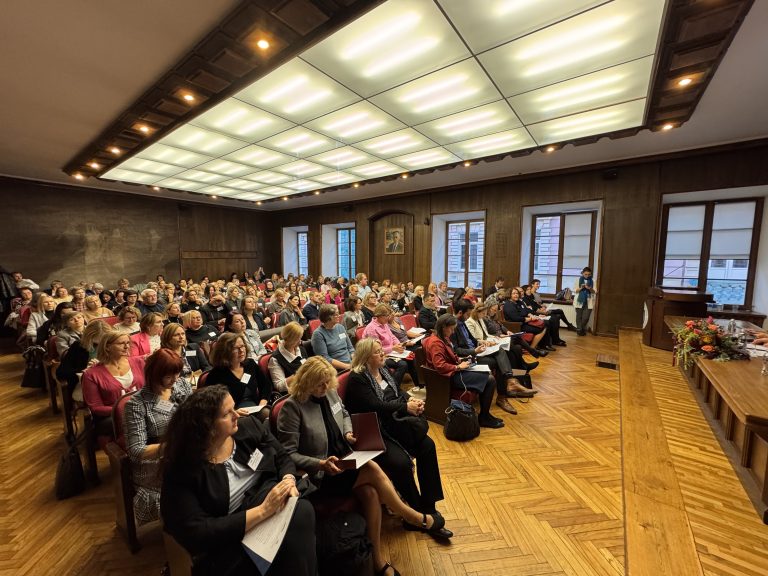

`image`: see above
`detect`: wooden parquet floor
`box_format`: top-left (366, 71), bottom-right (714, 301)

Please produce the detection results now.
top-left (0, 331), bottom-right (765, 575)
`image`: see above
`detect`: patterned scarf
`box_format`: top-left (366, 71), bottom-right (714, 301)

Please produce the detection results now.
top-left (363, 366), bottom-right (399, 400)
top-left (577, 276), bottom-right (593, 305)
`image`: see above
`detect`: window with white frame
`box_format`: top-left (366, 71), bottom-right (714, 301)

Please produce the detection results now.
top-left (297, 231), bottom-right (308, 276)
top-left (531, 211), bottom-right (596, 294)
top-left (446, 220), bottom-right (485, 289)
top-left (337, 228), bottom-right (356, 279)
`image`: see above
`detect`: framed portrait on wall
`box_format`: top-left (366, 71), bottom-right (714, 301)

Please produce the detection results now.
top-left (384, 227), bottom-right (405, 254)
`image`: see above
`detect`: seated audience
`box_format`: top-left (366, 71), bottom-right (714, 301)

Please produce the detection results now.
top-left (52, 286), bottom-right (71, 305)
top-left (484, 300), bottom-right (542, 358)
top-left (165, 302), bottom-right (183, 325)
top-left (161, 386), bottom-right (316, 576)
top-left (411, 285), bottom-right (425, 311)
top-left (268, 322), bottom-right (305, 394)
top-left (160, 322), bottom-right (210, 375)
top-left (423, 315), bottom-right (504, 429)
top-left (436, 281), bottom-right (449, 305)
top-left (82, 331), bottom-right (146, 435)
top-left (343, 297), bottom-right (365, 341)
top-left (312, 304), bottom-right (355, 371)
top-left (68, 287), bottom-right (86, 312)
top-left (115, 306), bottom-right (141, 335)
top-left (361, 291), bottom-right (379, 324)
top-left (224, 312), bottom-right (274, 362)
top-left (114, 290), bottom-right (139, 315)
top-left (466, 304), bottom-right (539, 374)
top-left (124, 349), bottom-right (192, 525)
top-left (278, 294), bottom-right (307, 327)
top-left (418, 292), bottom-right (439, 331)
top-left (26, 293), bottom-right (56, 343)
top-left (206, 332), bottom-right (271, 419)
top-left (266, 288), bottom-right (287, 315)
top-left (201, 293), bottom-right (228, 327)
top-left (241, 295), bottom-right (270, 331)
top-left (522, 284), bottom-right (565, 346)
top-left (82, 294), bottom-right (114, 323)
top-left (362, 305), bottom-right (409, 385)
top-left (345, 339), bottom-right (451, 538)
top-left (277, 357), bottom-right (447, 576)
top-left (530, 279), bottom-right (576, 331)
top-left (181, 288), bottom-right (203, 313)
top-left (502, 288), bottom-right (551, 350)
top-left (56, 319), bottom-right (112, 396)
top-left (137, 288), bottom-right (165, 316)
top-left (36, 301), bottom-right (75, 346)
top-left (130, 312), bottom-right (165, 357)
top-left (324, 287), bottom-right (342, 308)
top-left (55, 311), bottom-right (85, 358)
top-left (224, 285), bottom-right (242, 312)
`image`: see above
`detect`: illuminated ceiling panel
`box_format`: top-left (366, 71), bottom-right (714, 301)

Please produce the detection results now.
top-left (103, 0), bottom-right (667, 202)
top-left (300, 0), bottom-right (471, 96)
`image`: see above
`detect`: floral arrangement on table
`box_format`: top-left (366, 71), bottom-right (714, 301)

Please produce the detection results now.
top-left (673, 317), bottom-right (750, 370)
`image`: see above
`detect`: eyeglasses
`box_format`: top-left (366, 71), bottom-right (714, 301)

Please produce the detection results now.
top-left (233, 345), bottom-right (247, 351)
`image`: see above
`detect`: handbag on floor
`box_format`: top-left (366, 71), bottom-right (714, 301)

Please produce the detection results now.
top-left (443, 399), bottom-right (480, 441)
top-left (55, 444), bottom-right (86, 500)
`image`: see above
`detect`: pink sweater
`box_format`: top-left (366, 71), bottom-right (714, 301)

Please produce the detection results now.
top-left (362, 320), bottom-right (400, 354)
top-left (82, 357), bottom-right (146, 417)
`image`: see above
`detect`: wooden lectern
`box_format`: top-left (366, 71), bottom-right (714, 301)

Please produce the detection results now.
top-left (642, 287), bottom-right (712, 350)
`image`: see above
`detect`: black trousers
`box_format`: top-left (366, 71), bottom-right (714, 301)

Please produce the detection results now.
top-left (548, 308), bottom-right (572, 328)
top-left (376, 435), bottom-right (444, 514)
top-left (385, 358), bottom-right (408, 385)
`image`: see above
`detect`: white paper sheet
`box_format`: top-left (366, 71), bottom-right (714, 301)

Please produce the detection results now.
top-left (465, 364), bottom-right (491, 372)
top-left (342, 450), bottom-right (382, 469)
top-left (477, 344), bottom-right (500, 357)
top-left (242, 495), bottom-right (298, 573)
top-left (410, 327), bottom-right (426, 334)
top-left (387, 350), bottom-right (410, 359)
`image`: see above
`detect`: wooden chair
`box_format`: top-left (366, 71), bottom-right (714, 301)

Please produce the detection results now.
top-left (196, 370), bottom-right (210, 388)
top-left (355, 326), bottom-right (365, 344)
top-left (44, 335), bottom-right (60, 414)
top-left (337, 370), bottom-right (350, 400)
top-left (105, 391), bottom-right (139, 553)
top-left (163, 531), bottom-right (193, 576)
top-left (421, 366), bottom-right (478, 425)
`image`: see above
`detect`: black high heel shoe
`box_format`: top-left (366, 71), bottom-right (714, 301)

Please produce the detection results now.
top-left (404, 511), bottom-right (453, 539)
top-left (375, 561), bottom-right (401, 576)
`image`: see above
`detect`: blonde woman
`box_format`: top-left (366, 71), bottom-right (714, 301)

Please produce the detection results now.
top-left (346, 339), bottom-right (451, 539)
top-left (55, 311), bottom-right (85, 358)
top-left (82, 294), bottom-right (114, 323)
top-left (268, 321), bottom-right (305, 393)
top-left (115, 306), bottom-right (141, 335)
top-left (277, 357), bottom-right (448, 576)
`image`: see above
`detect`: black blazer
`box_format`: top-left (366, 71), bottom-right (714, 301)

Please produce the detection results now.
top-left (417, 307), bottom-right (438, 331)
top-left (183, 343), bottom-right (211, 373)
top-left (302, 302), bottom-right (320, 321)
top-left (206, 358), bottom-right (270, 408)
top-left (344, 371), bottom-right (408, 428)
top-left (161, 417), bottom-right (296, 572)
top-left (450, 319), bottom-right (477, 356)
top-left (185, 324), bottom-right (220, 345)
top-left (503, 300), bottom-right (531, 323)
top-left (201, 302), bottom-right (228, 324)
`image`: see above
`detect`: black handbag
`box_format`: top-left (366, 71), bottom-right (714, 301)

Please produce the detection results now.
top-left (389, 412), bottom-right (429, 450)
top-left (443, 399), bottom-right (480, 441)
top-left (55, 445), bottom-right (86, 500)
top-left (21, 345), bottom-right (46, 389)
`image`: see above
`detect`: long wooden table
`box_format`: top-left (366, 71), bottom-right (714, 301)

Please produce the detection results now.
top-left (664, 315), bottom-right (768, 523)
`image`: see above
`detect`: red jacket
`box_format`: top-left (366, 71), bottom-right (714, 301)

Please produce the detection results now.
top-left (129, 332), bottom-right (150, 357)
top-left (82, 356), bottom-right (146, 418)
top-left (423, 334), bottom-right (459, 378)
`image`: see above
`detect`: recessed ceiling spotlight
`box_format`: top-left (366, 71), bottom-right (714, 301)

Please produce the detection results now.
top-left (110, 147), bottom-right (121, 155)
top-left (463, 161), bottom-right (471, 167)
top-left (353, 183), bottom-right (360, 188)
top-left (183, 93), bottom-right (195, 102)
top-left (662, 123), bottom-right (675, 131)
top-left (546, 146), bottom-right (556, 153)
top-left (677, 77), bottom-right (692, 87)
top-left (151, 186), bottom-right (160, 191)
top-left (73, 173), bottom-right (84, 180)
top-left (89, 162), bottom-right (101, 169)
top-left (314, 190), bottom-right (321, 195)
top-left (282, 196), bottom-right (289, 201)
top-left (401, 173), bottom-right (409, 179)
top-left (257, 201), bottom-right (263, 205)
top-left (257, 39), bottom-right (270, 50)
top-left (139, 125), bottom-right (150, 134)
top-left (211, 195), bottom-right (218, 199)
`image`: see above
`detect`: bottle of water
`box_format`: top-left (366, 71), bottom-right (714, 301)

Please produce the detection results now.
top-left (727, 319), bottom-right (736, 335)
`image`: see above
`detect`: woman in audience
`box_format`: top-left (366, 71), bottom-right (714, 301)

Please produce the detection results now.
top-left (311, 304), bottom-right (355, 371)
top-left (224, 285), bottom-right (242, 312)
top-left (287, 281), bottom-right (299, 298)
top-left (464, 286), bottom-right (478, 304)
top-left (277, 356), bottom-right (447, 576)
top-left (26, 293), bottom-right (56, 343)
top-left (486, 299), bottom-right (543, 358)
top-left (206, 332), bottom-right (271, 419)
top-left (182, 310), bottom-right (219, 346)
top-left (418, 292), bottom-right (439, 331)
top-left (203, 284), bottom-right (218, 304)
top-left (343, 297), bottom-right (365, 341)
top-left (70, 287), bottom-right (87, 312)
top-left (266, 288), bottom-right (287, 316)
top-left (345, 339), bottom-right (451, 539)
top-left (36, 301), bottom-right (74, 345)
top-left (160, 322), bottom-right (210, 375)
top-left (437, 281), bottom-right (449, 304)
top-left (53, 285), bottom-right (71, 305)
top-left (56, 320), bottom-right (112, 396)
top-left (324, 287), bottom-right (342, 308)
top-left (502, 288), bottom-right (550, 350)
top-left (362, 305), bottom-right (408, 385)
top-left (161, 284), bottom-right (178, 305)
top-left (181, 288), bottom-right (203, 313)
top-left (99, 289), bottom-right (116, 310)
top-left (241, 295), bottom-right (270, 331)
top-left (82, 331), bottom-right (146, 435)
top-left (278, 294), bottom-right (307, 327)
top-left (130, 312), bottom-right (165, 357)
top-left (411, 285), bottom-right (425, 311)
top-left (263, 279), bottom-right (275, 298)
top-left (124, 349), bottom-right (192, 526)
top-left (82, 294), bottom-right (113, 322)
top-left (451, 287), bottom-right (466, 308)
top-left (165, 302), bottom-right (183, 325)
top-left (161, 385), bottom-right (317, 576)
top-left (268, 322), bottom-right (305, 394)
top-left (361, 291), bottom-right (379, 324)
top-left (522, 284), bottom-right (566, 346)
top-left (466, 304), bottom-right (539, 373)
top-left (390, 286), bottom-right (407, 314)
top-left (115, 306), bottom-right (141, 335)
top-left (423, 314), bottom-right (504, 429)
top-left (224, 311), bottom-right (275, 362)
top-left (55, 311), bottom-right (85, 358)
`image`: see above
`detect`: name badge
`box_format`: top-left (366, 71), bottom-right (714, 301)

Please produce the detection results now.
top-left (155, 399), bottom-right (174, 413)
top-left (247, 449), bottom-right (263, 471)
top-left (240, 373), bottom-right (251, 384)
top-left (185, 350), bottom-right (196, 357)
top-left (208, 331), bottom-right (217, 337)
top-left (379, 379), bottom-right (389, 390)
top-left (216, 306), bottom-right (223, 311)
top-left (299, 357), bottom-right (306, 364)
top-left (331, 402), bottom-right (342, 415)
top-left (339, 333), bottom-right (346, 340)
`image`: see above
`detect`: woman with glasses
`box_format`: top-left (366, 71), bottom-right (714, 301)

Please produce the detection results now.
top-left (311, 304), bottom-right (355, 371)
top-left (205, 332), bottom-right (271, 420)
top-left (82, 331), bottom-right (146, 435)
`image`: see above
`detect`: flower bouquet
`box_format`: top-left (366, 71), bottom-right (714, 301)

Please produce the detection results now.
top-left (672, 317), bottom-right (750, 370)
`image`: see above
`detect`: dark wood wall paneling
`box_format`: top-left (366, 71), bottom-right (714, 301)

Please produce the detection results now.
top-left (269, 142), bottom-right (768, 335)
top-left (0, 179), bottom-right (275, 288)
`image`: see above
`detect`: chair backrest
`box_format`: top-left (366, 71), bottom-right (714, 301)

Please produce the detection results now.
top-left (111, 390), bottom-right (137, 451)
top-left (271, 312), bottom-right (280, 327)
top-left (105, 316), bottom-right (121, 326)
top-left (400, 314), bottom-right (417, 331)
top-left (336, 370), bottom-right (350, 401)
top-left (45, 335), bottom-right (59, 362)
top-left (258, 353), bottom-right (272, 386)
top-left (355, 326), bottom-right (365, 344)
top-left (308, 319), bottom-right (321, 335)
top-left (338, 302), bottom-right (345, 313)
top-left (270, 395), bottom-right (289, 435)
top-left (197, 370), bottom-right (210, 388)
